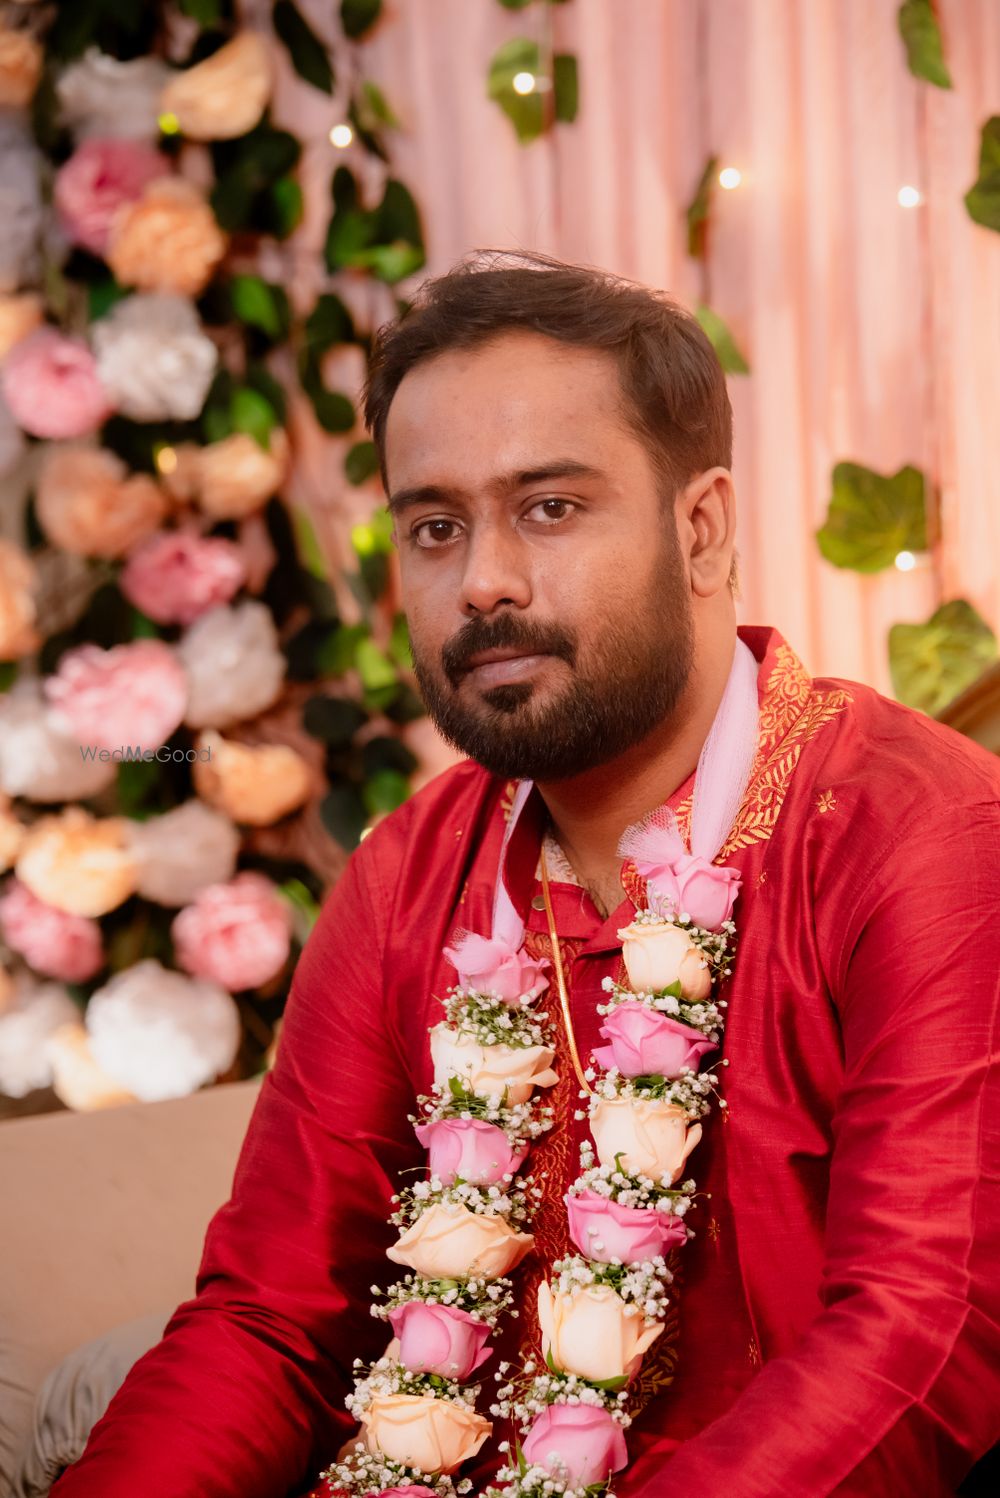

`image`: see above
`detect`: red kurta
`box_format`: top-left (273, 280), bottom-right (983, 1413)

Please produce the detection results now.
top-left (54, 627), bottom-right (1000, 1497)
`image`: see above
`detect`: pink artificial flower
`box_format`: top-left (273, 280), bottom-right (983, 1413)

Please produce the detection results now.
top-left (120, 530), bottom-right (246, 625)
top-left (644, 851), bottom-right (741, 932)
top-left (171, 871), bottom-right (292, 991)
top-left (376, 1489), bottom-right (438, 1498)
top-left (388, 1300), bottom-right (493, 1380)
top-left (0, 877), bottom-right (104, 983)
top-left (565, 1187), bottom-right (688, 1265)
top-left (43, 639), bottom-right (188, 755)
top-left (1, 328), bottom-right (113, 439)
top-left (54, 137), bottom-right (166, 256)
top-left (592, 1001), bottom-right (717, 1079)
top-left (522, 1403), bottom-right (628, 1487)
top-left (442, 931), bottom-right (549, 1005)
top-left (413, 1117), bottom-right (527, 1186)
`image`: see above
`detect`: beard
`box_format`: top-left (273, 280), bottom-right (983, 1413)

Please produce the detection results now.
top-left (410, 531), bottom-right (694, 781)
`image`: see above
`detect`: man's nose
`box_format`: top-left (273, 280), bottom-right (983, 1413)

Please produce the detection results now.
top-left (459, 522), bottom-right (532, 616)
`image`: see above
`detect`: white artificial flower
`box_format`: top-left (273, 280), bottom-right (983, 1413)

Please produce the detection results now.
top-left (92, 293), bottom-right (217, 422)
top-left (85, 957), bottom-right (241, 1102)
top-left (176, 601), bottom-right (286, 728)
top-left (125, 799), bottom-right (240, 908)
top-left (0, 679), bottom-right (116, 802)
top-left (0, 117), bottom-right (44, 294)
top-left (56, 48), bottom-right (172, 141)
top-left (0, 973), bottom-right (79, 1098)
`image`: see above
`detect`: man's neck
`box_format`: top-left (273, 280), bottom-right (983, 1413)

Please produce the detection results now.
top-left (536, 631), bottom-right (739, 912)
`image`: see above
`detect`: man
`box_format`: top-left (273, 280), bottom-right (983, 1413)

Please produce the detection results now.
top-left (55, 251), bottom-right (1000, 1496)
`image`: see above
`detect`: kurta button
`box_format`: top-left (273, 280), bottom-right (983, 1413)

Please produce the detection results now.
top-left (531, 895), bottom-right (546, 910)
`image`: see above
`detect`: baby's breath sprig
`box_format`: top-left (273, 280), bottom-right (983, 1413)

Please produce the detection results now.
top-left (491, 1364), bottom-right (631, 1429)
top-left (597, 977), bottom-right (724, 1040)
top-left (550, 1253), bottom-right (672, 1321)
top-left (320, 1448), bottom-right (472, 1498)
top-left (588, 1058), bottom-right (730, 1118)
top-left (346, 1355), bottom-right (479, 1419)
top-left (371, 1272), bottom-right (516, 1327)
top-left (390, 1174), bottom-right (541, 1230)
top-left (441, 988), bottom-right (553, 1048)
top-left (412, 1080), bottom-right (554, 1146)
top-left (569, 1143), bottom-right (697, 1213)
top-left (485, 1460), bottom-right (618, 1498)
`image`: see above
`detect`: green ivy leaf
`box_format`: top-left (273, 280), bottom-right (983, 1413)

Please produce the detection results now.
top-left (320, 783), bottom-right (368, 849)
top-left (889, 600), bottom-right (998, 715)
top-left (362, 735), bottom-right (418, 777)
top-left (304, 379), bottom-right (356, 434)
top-left (230, 386), bottom-right (279, 449)
top-left (358, 79), bottom-right (401, 130)
top-left (88, 278), bottom-right (128, 322)
top-left (686, 156), bottom-right (718, 259)
top-left (356, 637), bottom-right (397, 692)
top-left (497, 0), bottom-right (534, 8)
top-left (352, 507), bottom-right (394, 555)
top-left (341, 0), bottom-right (383, 40)
top-left (0, 662), bottom-right (17, 692)
top-left (245, 362), bottom-right (288, 422)
top-left (210, 124), bottom-right (301, 233)
top-left (363, 768), bottom-right (410, 815)
top-left (553, 53), bottom-right (578, 123)
top-left (816, 463), bottom-right (927, 573)
top-left (964, 116), bottom-right (1000, 234)
top-left (389, 611), bottom-right (412, 670)
top-left (263, 175), bottom-right (304, 239)
top-left (898, 0), bottom-right (952, 89)
top-left (291, 506), bottom-right (328, 580)
top-left (317, 622), bottom-right (369, 676)
top-left (306, 292), bottom-right (356, 351)
top-left (303, 694), bottom-right (368, 745)
top-left (230, 274), bottom-right (290, 340)
top-left (488, 38), bottom-right (545, 144)
top-left (695, 304), bottom-right (750, 375)
top-left (180, 0), bottom-right (224, 24)
top-left (274, 0), bottom-right (335, 94)
top-left (278, 878), bottom-right (321, 942)
top-left (345, 440), bottom-right (380, 485)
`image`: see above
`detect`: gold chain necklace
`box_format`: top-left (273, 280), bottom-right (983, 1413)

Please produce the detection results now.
top-left (538, 844), bottom-right (593, 1096)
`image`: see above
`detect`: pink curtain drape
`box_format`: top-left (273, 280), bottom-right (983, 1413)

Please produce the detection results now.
top-left (280, 0), bottom-right (1000, 696)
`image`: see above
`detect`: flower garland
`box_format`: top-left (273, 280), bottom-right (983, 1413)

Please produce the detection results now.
top-left (319, 838), bottom-right (739, 1498)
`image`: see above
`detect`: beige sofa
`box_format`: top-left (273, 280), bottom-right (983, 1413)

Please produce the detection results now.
top-left (0, 1078), bottom-right (262, 1495)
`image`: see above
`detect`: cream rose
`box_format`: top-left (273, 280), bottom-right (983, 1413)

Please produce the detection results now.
top-left (618, 919), bottom-right (712, 999)
top-left (430, 1023), bottom-right (557, 1105)
top-left (386, 1201), bottom-right (534, 1280)
top-left (160, 33), bottom-right (272, 141)
top-left (360, 1393), bottom-right (491, 1476)
top-left (590, 1097), bottom-right (702, 1182)
top-left (537, 1280), bottom-right (663, 1384)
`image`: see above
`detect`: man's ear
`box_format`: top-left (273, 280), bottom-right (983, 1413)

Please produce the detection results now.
top-left (676, 467), bottom-right (737, 599)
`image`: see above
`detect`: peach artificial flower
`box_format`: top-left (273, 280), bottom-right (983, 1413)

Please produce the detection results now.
top-left (46, 1022), bottom-right (137, 1111)
top-left (386, 1201), bottom-right (534, 1281)
top-left (617, 919), bottom-right (712, 1000)
top-left (159, 32), bottom-right (273, 141)
top-left (429, 1023), bottom-right (557, 1105)
top-left (537, 1280), bottom-right (663, 1384)
top-left (0, 794), bottom-right (25, 872)
top-left (0, 291), bottom-right (43, 360)
top-left (360, 1393), bottom-right (491, 1476)
top-left (36, 445), bottom-right (166, 560)
top-left (0, 537), bottom-right (39, 660)
top-left (0, 25), bottom-right (42, 109)
top-left (589, 1097), bottom-right (703, 1183)
top-left (16, 807), bottom-right (137, 918)
top-left (107, 178), bottom-right (227, 298)
top-left (191, 430), bottom-right (289, 519)
top-left (192, 732), bottom-right (312, 826)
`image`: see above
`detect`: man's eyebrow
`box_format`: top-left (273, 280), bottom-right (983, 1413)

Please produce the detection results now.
top-left (386, 461), bottom-right (608, 517)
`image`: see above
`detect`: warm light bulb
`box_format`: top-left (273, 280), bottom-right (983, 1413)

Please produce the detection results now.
top-left (718, 166), bottom-right (742, 190)
top-left (512, 71), bottom-right (536, 95)
top-left (329, 123), bottom-right (354, 148)
top-left (157, 111), bottom-right (180, 136)
top-left (897, 185), bottom-right (922, 208)
top-left (154, 445), bottom-right (178, 476)
top-left (894, 550), bottom-right (917, 572)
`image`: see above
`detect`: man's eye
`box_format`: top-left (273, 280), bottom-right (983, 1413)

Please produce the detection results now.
top-left (528, 498), bottom-right (574, 523)
top-left (413, 518), bottom-right (459, 548)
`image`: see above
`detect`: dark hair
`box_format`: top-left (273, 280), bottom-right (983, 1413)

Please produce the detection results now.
top-left (362, 248), bottom-right (733, 501)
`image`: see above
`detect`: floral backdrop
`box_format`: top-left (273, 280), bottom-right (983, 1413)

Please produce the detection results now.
top-left (0, 0), bottom-right (425, 1116)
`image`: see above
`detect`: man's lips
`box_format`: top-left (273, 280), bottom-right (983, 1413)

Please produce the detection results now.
top-left (461, 647), bottom-right (555, 687)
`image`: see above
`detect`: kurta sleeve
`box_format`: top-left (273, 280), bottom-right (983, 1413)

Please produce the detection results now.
top-left (620, 798), bottom-right (1000, 1498)
top-left (53, 813), bottom-right (421, 1498)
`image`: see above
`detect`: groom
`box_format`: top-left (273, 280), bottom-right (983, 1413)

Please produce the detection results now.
top-left (56, 252), bottom-right (1000, 1497)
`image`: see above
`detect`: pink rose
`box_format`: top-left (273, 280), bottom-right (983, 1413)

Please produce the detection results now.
top-left (172, 871), bottom-right (292, 991)
top-left (388, 1301), bottom-right (492, 1380)
top-left (120, 531), bottom-right (246, 625)
top-left (442, 931), bottom-right (549, 1005)
top-left (644, 852), bottom-right (740, 931)
top-left (592, 1001), bottom-right (717, 1079)
top-left (54, 138), bottom-right (166, 255)
top-left (0, 877), bottom-right (103, 983)
top-left (1, 329), bottom-right (112, 439)
top-left (566, 1188), bottom-right (688, 1265)
top-left (44, 639), bottom-right (188, 754)
top-left (522, 1403), bottom-right (628, 1487)
top-left (414, 1117), bottom-right (527, 1186)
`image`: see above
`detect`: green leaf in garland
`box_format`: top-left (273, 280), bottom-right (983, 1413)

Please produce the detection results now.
top-left (889, 600), bottom-right (998, 716)
top-left (230, 386), bottom-right (280, 449)
top-left (274, 0), bottom-right (335, 94)
top-left (230, 274), bottom-right (290, 340)
top-left (345, 440), bottom-right (380, 485)
top-left (816, 462), bottom-right (927, 574)
top-left (964, 116), bottom-right (1000, 234)
top-left (341, 0), bottom-right (383, 40)
top-left (488, 38), bottom-right (545, 145)
top-left (320, 783), bottom-right (368, 849)
top-left (695, 304), bottom-right (750, 375)
top-left (686, 156), bottom-right (718, 260)
top-left (897, 0), bottom-right (953, 90)
top-left (553, 53), bottom-right (578, 124)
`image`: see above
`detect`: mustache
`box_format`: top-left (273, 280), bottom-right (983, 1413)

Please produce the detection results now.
top-left (441, 613), bottom-right (577, 687)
